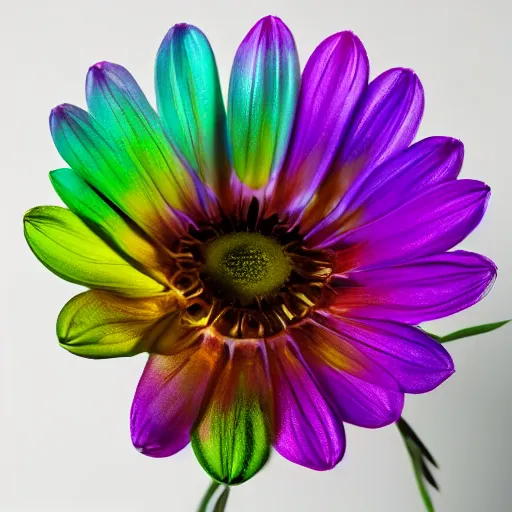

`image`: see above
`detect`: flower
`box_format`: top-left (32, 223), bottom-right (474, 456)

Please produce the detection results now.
top-left (24, 15), bottom-right (496, 485)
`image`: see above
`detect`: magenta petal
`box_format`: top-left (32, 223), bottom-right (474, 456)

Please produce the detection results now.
top-left (130, 336), bottom-right (224, 458)
top-left (316, 313), bottom-right (454, 393)
top-left (307, 136), bottom-right (464, 243)
top-left (269, 336), bottom-right (345, 471)
top-left (344, 136), bottom-right (464, 218)
top-left (307, 368), bottom-right (403, 428)
top-left (337, 68), bottom-right (424, 174)
top-left (274, 31), bottom-right (368, 212)
top-left (331, 251), bottom-right (496, 324)
top-left (324, 179), bottom-right (490, 267)
top-left (292, 323), bottom-right (404, 428)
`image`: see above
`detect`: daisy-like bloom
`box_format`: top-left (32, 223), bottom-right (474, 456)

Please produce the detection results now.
top-left (24, 16), bottom-right (496, 484)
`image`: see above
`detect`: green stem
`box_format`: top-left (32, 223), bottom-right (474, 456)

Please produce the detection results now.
top-left (197, 480), bottom-right (230, 512)
top-left (197, 480), bottom-right (220, 512)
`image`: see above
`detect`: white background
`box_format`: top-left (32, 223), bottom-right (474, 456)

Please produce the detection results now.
top-left (1, 0), bottom-right (511, 510)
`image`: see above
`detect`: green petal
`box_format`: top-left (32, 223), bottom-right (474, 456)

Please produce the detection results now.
top-left (192, 341), bottom-right (272, 484)
top-left (49, 104), bottom-right (182, 243)
top-left (156, 24), bottom-right (231, 195)
top-left (57, 290), bottom-right (179, 358)
top-left (86, 62), bottom-right (201, 215)
top-left (24, 206), bottom-right (164, 296)
top-left (228, 16), bottom-right (299, 189)
top-left (50, 168), bottom-right (168, 285)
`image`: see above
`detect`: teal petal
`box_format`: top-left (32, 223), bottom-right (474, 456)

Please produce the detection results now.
top-left (228, 16), bottom-right (299, 189)
top-left (49, 104), bottom-right (184, 244)
top-left (85, 62), bottom-right (202, 216)
top-left (156, 24), bottom-right (231, 196)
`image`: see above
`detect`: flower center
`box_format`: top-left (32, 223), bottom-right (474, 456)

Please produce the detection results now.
top-left (204, 233), bottom-right (291, 304)
top-left (167, 199), bottom-right (334, 339)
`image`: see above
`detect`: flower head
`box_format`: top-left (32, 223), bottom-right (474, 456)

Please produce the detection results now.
top-left (24, 16), bottom-right (495, 484)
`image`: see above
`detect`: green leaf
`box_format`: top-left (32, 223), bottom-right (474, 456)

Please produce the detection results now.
top-left (437, 320), bottom-right (510, 343)
top-left (197, 480), bottom-right (230, 512)
top-left (397, 418), bottom-right (439, 512)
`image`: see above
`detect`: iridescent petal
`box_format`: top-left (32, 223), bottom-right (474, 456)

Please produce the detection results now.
top-left (49, 104), bottom-right (184, 243)
top-left (228, 16), bottom-right (299, 189)
top-left (330, 251), bottom-right (496, 324)
top-left (307, 136), bottom-right (464, 244)
top-left (57, 290), bottom-right (180, 358)
top-left (156, 24), bottom-right (231, 197)
top-left (301, 68), bottom-right (424, 228)
top-left (289, 319), bottom-right (399, 391)
top-left (24, 206), bottom-right (164, 295)
top-left (338, 67), bottom-right (424, 170)
top-left (50, 168), bottom-right (169, 285)
top-left (322, 180), bottom-right (490, 268)
top-left (273, 31), bottom-right (368, 213)
top-left (295, 326), bottom-right (404, 428)
top-left (86, 62), bottom-right (204, 217)
top-left (192, 341), bottom-right (272, 484)
top-left (268, 336), bottom-right (345, 470)
top-left (131, 333), bottom-right (224, 458)
top-left (316, 313), bottom-right (454, 393)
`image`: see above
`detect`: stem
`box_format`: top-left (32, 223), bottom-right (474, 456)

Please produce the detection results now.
top-left (197, 480), bottom-right (230, 512)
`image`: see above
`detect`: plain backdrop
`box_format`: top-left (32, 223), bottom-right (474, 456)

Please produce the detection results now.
top-left (1, 0), bottom-right (511, 510)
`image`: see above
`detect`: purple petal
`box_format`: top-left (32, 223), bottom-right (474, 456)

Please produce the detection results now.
top-left (272, 31), bottom-right (368, 213)
top-left (289, 319), bottom-right (399, 391)
top-left (268, 336), bottom-right (345, 470)
top-left (307, 136), bottom-right (464, 244)
top-left (323, 179), bottom-right (490, 268)
top-left (296, 67), bottom-right (424, 232)
top-left (290, 320), bottom-right (404, 428)
top-left (337, 67), bottom-right (424, 176)
top-left (316, 313), bottom-right (455, 393)
top-left (130, 334), bottom-right (224, 458)
top-left (330, 251), bottom-right (496, 324)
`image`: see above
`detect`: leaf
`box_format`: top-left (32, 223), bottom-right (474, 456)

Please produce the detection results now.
top-left (437, 320), bottom-right (510, 343)
top-left (397, 417), bottom-right (439, 512)
top-left (197, 480), bottom-right (230, 512)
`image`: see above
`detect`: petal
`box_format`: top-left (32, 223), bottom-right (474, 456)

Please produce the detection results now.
top-left (268, 336), bottom-right (345, 470)
top-left (86, 62), bottom-right (204, 218)
top-left (330, 251), bottom-right (497, 324)
top-left (50, 168), bottom-right (169, 285)
top-left (296, 338), bottom-right (404, 428)
top-left (228, 16), bottom-right (300, 189)
top-left (337, 67), bottom-right (424, 179)
top-left (323, 179), bottom-right (490, 269)
top-left (24, 206), bottom-right (164, 295)
top-left (301, 68), bottom-right (424, 228)
top-left (316, 313), bottom-right (454, 393)
top-left (57, 290), bottom-right (181, 358)
top-left (131, 333), bottom-right (224, 458)
top-left (273, 31), bottom-right (368, 213)
top-left (307, 136), bottom-right (464, 244)
top-left (289, 319), bottom-right (399, 391)
top-left (156, 24), bottom-right (231, 198)
top-left (50, 104), bottom-right (184, 243)
top-left (192, 341), bottom-right (272, 484)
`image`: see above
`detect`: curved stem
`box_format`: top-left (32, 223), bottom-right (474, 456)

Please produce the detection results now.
top-left (197, 480), bottom-right (230, 512)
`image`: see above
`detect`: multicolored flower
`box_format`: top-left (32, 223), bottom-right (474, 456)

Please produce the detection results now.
top-left (24, 16), bottom-right (496, 485)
